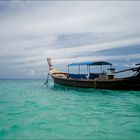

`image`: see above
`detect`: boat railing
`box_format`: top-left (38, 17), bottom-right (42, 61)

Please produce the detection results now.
top-left (67, 74), bottom-right (88, 79)
top-left (67, 73), bottom-right (109, 80)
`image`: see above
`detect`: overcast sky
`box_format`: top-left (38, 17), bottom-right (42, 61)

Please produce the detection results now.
top-left (0, 1), bottom-right (140, 79)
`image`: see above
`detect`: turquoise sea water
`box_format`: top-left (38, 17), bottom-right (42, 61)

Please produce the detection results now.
top-left (0, 80), bottom-right (140, 139)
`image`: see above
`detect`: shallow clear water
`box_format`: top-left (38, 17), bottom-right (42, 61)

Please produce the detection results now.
top-left (0, 80), bottom-right (140, 139)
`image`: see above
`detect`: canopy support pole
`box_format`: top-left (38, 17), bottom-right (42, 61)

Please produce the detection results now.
top-left (87, 65), bottom-right (88, 74)
top-left (101, 65), bottom-right (102, 73)
top-left (68, 66), bottom-right (69, 73)
top-left (78, 65), bottom-right (80, 74)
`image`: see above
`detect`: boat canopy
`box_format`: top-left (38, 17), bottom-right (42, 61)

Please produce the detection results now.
top-left (68, 61), bottom-right (93, 66)
top-left (91, 61), bottom-right (112, 66)
top-left (67, 61), bottom-right (112, 67)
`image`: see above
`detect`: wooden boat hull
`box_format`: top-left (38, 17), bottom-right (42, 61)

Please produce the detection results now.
top-left (52, 74), bottom-right (140, 90)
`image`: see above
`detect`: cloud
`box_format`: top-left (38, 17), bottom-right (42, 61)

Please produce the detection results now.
top-left (0, 1), bottom-right (140, 78)
top-left (45, 36), bottom-right (140, 60)
top-left (29, 70), bottom-right (35, 76)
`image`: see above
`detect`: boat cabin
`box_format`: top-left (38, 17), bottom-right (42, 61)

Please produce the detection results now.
top-left (67, 61), bottom-right (114, 80)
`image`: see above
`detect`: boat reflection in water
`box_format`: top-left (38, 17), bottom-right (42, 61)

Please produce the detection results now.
top-left (46, 58), bottom-right (140, 91)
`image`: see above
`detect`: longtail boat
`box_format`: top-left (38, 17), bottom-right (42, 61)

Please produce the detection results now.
top-left (46, 58), bottom-right (140, 90)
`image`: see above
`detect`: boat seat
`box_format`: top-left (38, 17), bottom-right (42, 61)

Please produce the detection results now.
top-left (67, 74), bottom-right (87, 79)
top-left (89, 73), bottom-right (99, 79)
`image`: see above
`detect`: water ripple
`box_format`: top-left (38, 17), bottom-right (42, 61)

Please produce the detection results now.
top-left (0, 80), bottom-right (140, 139)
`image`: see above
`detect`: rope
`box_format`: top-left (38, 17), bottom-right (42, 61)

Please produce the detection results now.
top-left (44, 73), bottom-right (50, 86)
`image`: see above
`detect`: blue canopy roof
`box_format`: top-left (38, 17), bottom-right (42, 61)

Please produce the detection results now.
top-left (91, 61), bottom-right (112, 66)
top-left (67, 61), bottom-right (112, 67)
top-left (68, 61), bottom-right (93, 66)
